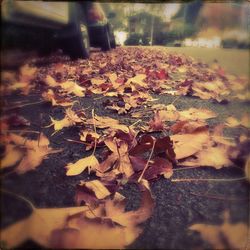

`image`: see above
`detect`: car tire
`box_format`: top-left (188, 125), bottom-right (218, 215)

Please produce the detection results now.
top-left (65, 21), bottom-right (90, 59)
top-left (110, 36), bottom-right (116, 49)
top-left (101, 26), bottom-right (111, 51)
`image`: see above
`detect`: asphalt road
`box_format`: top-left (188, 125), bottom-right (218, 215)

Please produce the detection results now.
top-left (1, 47), bottom-right (249, 249)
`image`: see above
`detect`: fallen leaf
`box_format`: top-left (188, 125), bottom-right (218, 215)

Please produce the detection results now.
top-left (171, 131), bottom-right (209, 160)
top-left (66, 155), bottom-right (99, 176)
top-left (79, 180), bottom-right (111, 200)
top-left (1, 145), bottom-right (23, 169)
top-left (5, 133), bottom-right (61, 174)
top-left (61, 81), bottom-right (85, 97)
top-left (189, 211), bottom-right (248, 249)
top-left (0, 206), bottom-right (89, 248)
top-left (179, 108), bottom-right (217, 121)
top-left (52, 183), bottom-right (154, 249)
top-left (181, 145), bottom-right (232, 169)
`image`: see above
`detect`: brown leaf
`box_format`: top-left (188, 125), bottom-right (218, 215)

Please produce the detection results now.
top-left (6, 133), bottom-right (61, 174)
top-left (181, 145), bottom-right (232, 169)
top-left (171, 131), bottom-right (209, 160)
top-left (0, 206), bottom-right (89, 248)
top-left (189, 211), bottom-right (248, 249)
top-left (170, 120), bottom-right (207, 134)
top-left (52, 184), bottom-right (153, 249)
top-left (66, 155), bottom-right (99, 176)
top-left (1, 145), bottom-right (23, 169)
top-left (179, 108), bottom-right (217, 121)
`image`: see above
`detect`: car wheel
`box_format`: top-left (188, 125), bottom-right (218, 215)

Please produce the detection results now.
top-left (67, 21), bottom-right (90, 59)
top-left (110, 37), bottom-right (116, 49)
top-left (101, 26), bottom-right (111, 51)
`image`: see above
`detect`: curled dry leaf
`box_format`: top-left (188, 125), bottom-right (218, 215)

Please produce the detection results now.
top-left (66, 155), bottom-right (99, 176)
top-left (171, 130), bottom-right (209, 160)
top-left (2, 133), bottom-right (61, 174)
top-left (0, 206), bottom-right (89, 248)
top-left (48, 108), bottom-right (83, 132)
top-left (179, 108), bottom-right (217, 121)
top-left (244, 155), bottom-right (250, 182)
top-left (51, 183), bottom-right (154, 249)
top-left (189, 211), bottom-right (248, 249)
top-left (88, 115), bottom-right (129, 133)
top-left (42, 89), bottom-right (73, 107)
top-left (225, 113), bottom-right (250, 129)
top-left (61, 81), bottom-right (85, 97)
top-left (181, 145), bottom-right (233, 169)
top-left (1, 145), bottom-right (23, 169)
top-left (79, 179), bottom-right (111, 200)
top-left (170, 120), bottom-right (207, 134)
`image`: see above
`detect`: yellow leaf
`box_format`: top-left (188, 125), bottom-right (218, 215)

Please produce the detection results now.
top-left (61, 81), bottom-right (85, 97)
top-left (179, 108), bottom-right (217, 121)
top-left (189, 211), bottom-right (248, 249)
top-left (125, 74), bottom-right (147, 87)
top-left (50, 116), bottom-right (72, 131)
top-left (171, 131), bottom-right (209, 160)
top-left (181, 145), bottom-right (232, 169)
top-left (81, 180), bottom-right (111, 199)
top-left (7, 133), bottom-right (61, 174)
top-left (66, 155), bottom-right (99, 176)
top-left (1, 145), bottom-right (23, 169)
top-left (0, 206), bottom-right (88, 248)
top-left (245, 156), bottom-right (250, 182)
top-left (91, 78), bottom-right (106, 85)
top-left (225, 116), bottom-right (240, 127)
top-left (45, 75), bottom-right (59, 87)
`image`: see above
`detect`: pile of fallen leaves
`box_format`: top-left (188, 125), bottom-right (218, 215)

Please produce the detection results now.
top-left (0, 47), bottom-right (249, 249)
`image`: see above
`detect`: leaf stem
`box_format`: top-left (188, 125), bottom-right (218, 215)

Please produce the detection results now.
top-left (91, 109), bottom-right (97, 156)
top-left (138, 139), bottom-right (156, 182)
top-left (3, 100), bottom-right (45, 110)
top-left (189, 191), bottom-right (249, 201)
top-left (2, 129), bottom-right (40, 134)
top-left (171, 177), bottom-right (246, 182)
top-left (1, 189), bottom-right (36, 211)
top-left (129, 119), bottom-right (141, 127)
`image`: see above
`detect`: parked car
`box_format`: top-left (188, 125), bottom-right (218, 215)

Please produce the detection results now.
top-left (1, 1), bottom-right (116, 59)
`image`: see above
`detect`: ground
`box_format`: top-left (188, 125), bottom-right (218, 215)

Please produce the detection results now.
top-left (0, 46), bottom-right (249, 249)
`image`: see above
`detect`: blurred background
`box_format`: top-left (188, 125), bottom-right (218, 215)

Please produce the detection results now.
top-left (104, 0), bottom-right (249, 49)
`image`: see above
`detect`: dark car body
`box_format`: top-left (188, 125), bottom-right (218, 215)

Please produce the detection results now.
top-left (1, 1), bottom-right (116, 59)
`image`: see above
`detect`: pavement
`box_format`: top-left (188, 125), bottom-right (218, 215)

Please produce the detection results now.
top-left (1, 47), bottom-right (249, 249)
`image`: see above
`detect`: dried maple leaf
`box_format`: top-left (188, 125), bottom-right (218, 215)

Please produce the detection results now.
top-left (189, 211), bottom-right (248, 249)
top-left (181, 145), bottom-right (232, 169)
top-left (170, 120), bottom-right (207, 134)
top-left (225, 116), bottom-right (241, 127)
top-left (51, 183), bottom-right (154, 249)
top-left (179, 108), bottom-right (217, 121)
top-left (1, 145), bottom-right (23, 169)
top-left (45, 75), bottom-right (59, 87)
top-left (245, 156), bottom-right (250, 182)
top-left (66, 155), bottom-right (99, 176)
top-left (79, 180), bottom-right (111, 199)
top-left (225, 113), bottom-right (250, 129)
top-left (0, 206), bottom-right (89, 248)
top-left (88, 115), bottom-right (129, 133)
top-left (100, 138), bottom-right (134, 178)
top-left (48, 108), bottom-right (83, 132)
top-left (61, 81), bottom-right (85, 97)
top-left (125, 74), bottom-right (147, 88)
top-left (170, 130), bottom-right (209, 160)
top-left (42, 89), bottom-right (73, 107)
top-left (148, 111), bottom-right (167, 131)
top-left (6, 133), bottom-right (61, 174)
